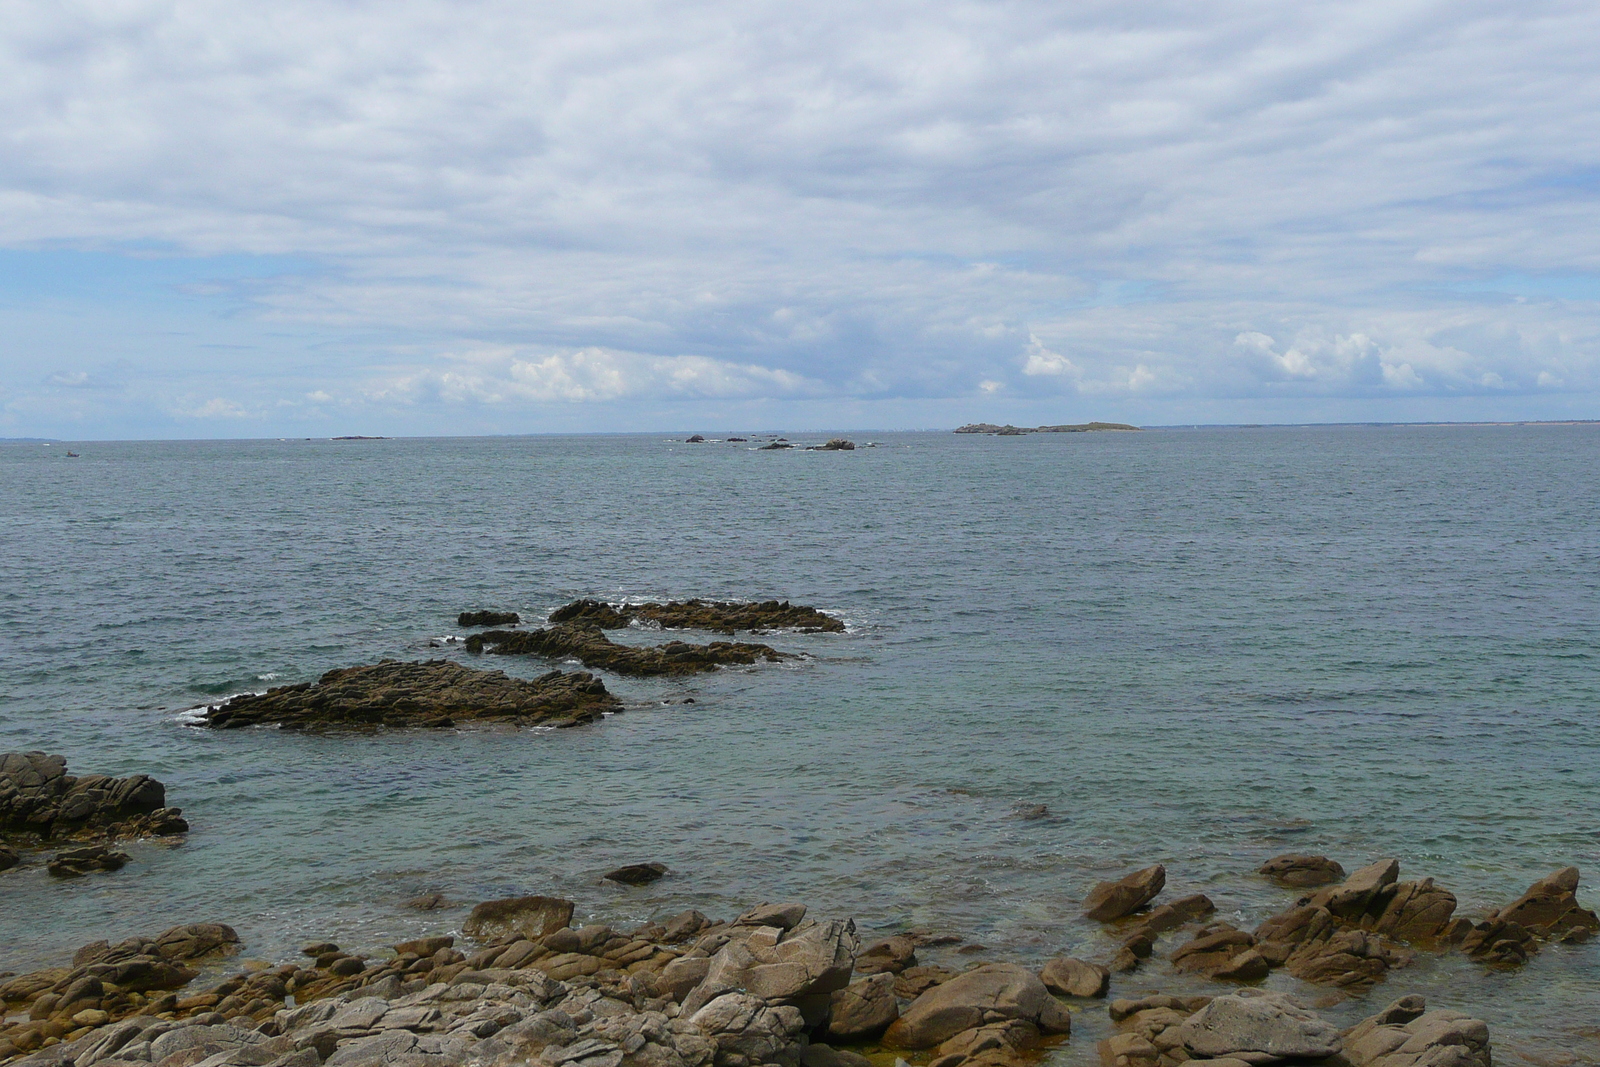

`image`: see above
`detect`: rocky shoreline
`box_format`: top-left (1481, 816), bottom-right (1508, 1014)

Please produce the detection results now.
top-left (4, 858), bottom-right (1592, 1067)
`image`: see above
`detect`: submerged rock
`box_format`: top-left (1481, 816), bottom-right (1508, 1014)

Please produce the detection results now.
top-left (1038, 957), bottom-right (1108, 998)
top-left (462, 896), bottom-right (575, 941)
top-left (46, 845), bottom-right (130, 878)
top-left (604, 863), bottom-right (668, 886)
top-left (1259, 854), bottom-right (1345, 888)
top-left (467, 625), bottom-right (787, 676)
top-left (458, 611), bottom-right (520, 627)
top-left (549, 599), bottom-right (844, 635)
top-left (202, 660), bottom-right (620, 729)
top-left (0, 752), bottom-right (187, 845)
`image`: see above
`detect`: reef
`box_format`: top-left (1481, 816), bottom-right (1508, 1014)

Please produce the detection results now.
top-left (548, 600), bottom-right (843, 635)
top-left (200, 661), bottom-right (620, 730)
top-left (465, 626), bottom-right (787, 676)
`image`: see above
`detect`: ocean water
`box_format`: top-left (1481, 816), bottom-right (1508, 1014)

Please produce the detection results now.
top-left (2, 426), bottom-right (1598, 1065)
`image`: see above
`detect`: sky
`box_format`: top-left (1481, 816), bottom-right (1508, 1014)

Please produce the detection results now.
top-left (2, 0), bottom-right (1599, 438)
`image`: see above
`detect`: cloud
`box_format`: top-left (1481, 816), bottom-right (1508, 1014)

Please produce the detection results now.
top-left (363, 346), bottom-right (818, 406)
top-left (1, 0), bottom-right (1599, 434)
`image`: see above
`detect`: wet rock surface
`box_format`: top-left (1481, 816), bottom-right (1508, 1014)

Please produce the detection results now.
top-left (201, 661), bottom-right (620, 730)
top-left (457, 612), bottom-right (520, 628)
top-left (1259, 855), bottom-right (1346, 888)
top-left (47, 846), bottom-right (130, 878)
top-left (1083, 865), bottom-right (1166, 922)
top-left (603, 865), bottom-right (668, 887)
top-left (548, 600), bottom-right (843, 635)
top-left (1, 754), bottom-right (187, 848)
top-left (1487, 866), bottom-right (1599, 941)
top-left (466, 626), bottom-right (787, 676)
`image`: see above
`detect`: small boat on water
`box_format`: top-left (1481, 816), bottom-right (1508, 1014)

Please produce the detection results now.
top-left (65, 451), bottom-right (80, 457)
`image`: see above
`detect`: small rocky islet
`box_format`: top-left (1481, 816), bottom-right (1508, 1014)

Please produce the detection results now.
top-left (7, 855), bottom-right (1588, 1067)
top-left (200, 661), bottom-right (620, 731)
top-left (1, 753), bottom-right (188, 879)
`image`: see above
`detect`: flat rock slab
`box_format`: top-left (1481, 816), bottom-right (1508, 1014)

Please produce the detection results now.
top-left (549, 598), bottom-right (844, 634)
top-left (466, 624), bottom-right (788, 676)
top-left (202, 660), bottom-right (620, 729)
top-left (1178, 990), bottom-right (1342, 1060)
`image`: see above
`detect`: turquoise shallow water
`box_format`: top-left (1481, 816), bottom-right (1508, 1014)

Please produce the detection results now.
top-left (2, 427), bottom-right (1598, 1064)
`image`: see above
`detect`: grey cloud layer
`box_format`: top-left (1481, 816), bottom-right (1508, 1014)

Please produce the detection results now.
top-left (2, 0), bottom-right (1598, 429)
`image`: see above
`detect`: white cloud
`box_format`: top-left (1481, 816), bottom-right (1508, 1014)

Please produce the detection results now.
top-left (364, 346), bottom-right (817, 406)
top-left (1021, 335), bottom-right (1079, 378)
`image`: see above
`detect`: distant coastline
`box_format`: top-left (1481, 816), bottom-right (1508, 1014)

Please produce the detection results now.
top-left (953, 421), bottom-right (1141, 435)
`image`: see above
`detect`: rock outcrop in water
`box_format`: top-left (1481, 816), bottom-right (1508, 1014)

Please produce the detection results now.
top-left (201, 661), bottom-right (620, 730)
top-left (457, 611), bottom-right (520, 628)
top-left (0, 753), bottom-right (188, 846)
top-left (466, 625), bottom-right (788, 676)
top-left (549, 600), bottom-right (844, 635)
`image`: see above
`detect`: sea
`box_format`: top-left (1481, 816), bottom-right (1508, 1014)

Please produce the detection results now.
top-left (1, 426), bottom-right (1597, 1065)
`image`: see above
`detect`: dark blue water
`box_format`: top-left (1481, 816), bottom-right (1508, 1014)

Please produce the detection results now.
top-left (2, 427), bottom-right (1597, 1064)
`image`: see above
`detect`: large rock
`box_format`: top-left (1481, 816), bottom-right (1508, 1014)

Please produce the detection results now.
top-left (1309, 859), bottom-right (1400, 920)
top-left (1488, 867), bottom-right (1600, 940)
top-left (0, 752), bottom-right (187, 844)
top-left (1037, 957), bottom-right (1108, 998)
top-left (0, 843), bottom-right (18, 871)
top-left (1255, 905), bottom-right (1409, 991)
top-left (203, 660), bottom-right (620, 729)
top-left (467, 625), bottom-right (788, 677)
top-left (1083, 865), bottom-right (1165, 922)
top-left (464, 896), bottom-right (575, 941)
top-left (1177, 990), bottom-right (1341, 1060)
top-left (686, 918), bottom-right (857, 1007)
top-left (1342, 996), bottom-right (1491, 1067)
top-left (1169, 925), bottom-right (1269, 982)
top-left (826, 974), bottom-right (898, 1040)
top-left (549, 600), bottom-right (844, 635)
top-left (689, 992), bottom-right (807, 1067)
top-left (1459, 919), bottom-right (1537, 967)
top-left (882, 963), bottom-right (1070, 1049)
top-left (1259, 855), bottom-right (1345, 887)
top-left (854, 936), bottom-right (917, 975)
top-left (1369, 879), bottom-right (1458, 941)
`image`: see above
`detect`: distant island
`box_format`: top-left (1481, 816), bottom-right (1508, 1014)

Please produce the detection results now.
top-left (954, 421), bottom-right (1141, 435)
top-left (330, 435), bottom-right (389, 440)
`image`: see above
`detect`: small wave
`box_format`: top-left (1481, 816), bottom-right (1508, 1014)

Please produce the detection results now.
top-left (256, 672), bottom-right (281, 681)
